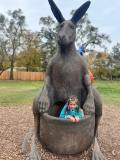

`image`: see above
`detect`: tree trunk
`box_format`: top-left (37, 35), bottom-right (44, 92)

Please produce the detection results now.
top-left (10, 50), bottom-right (15, 80)
top-left (10, 59), bottom-right (14, 80)
top-left (110, 74), bottom-right (113, 80)
top-left (0, 67), bottom-right (10, 76)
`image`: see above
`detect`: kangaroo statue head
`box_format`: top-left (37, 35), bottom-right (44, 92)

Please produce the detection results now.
top-left (48, 0), bottom-right (91, 47)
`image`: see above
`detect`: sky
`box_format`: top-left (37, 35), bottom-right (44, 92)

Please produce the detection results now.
top-left (0, 0), bottom-right (120, 51)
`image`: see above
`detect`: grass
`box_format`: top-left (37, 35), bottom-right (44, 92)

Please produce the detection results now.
top-left (94, 81), bottom-right (120, 107)
top-left (0, 80), bottom-right (120, 107)
top-left (0, 80), bottom-right (44, 106)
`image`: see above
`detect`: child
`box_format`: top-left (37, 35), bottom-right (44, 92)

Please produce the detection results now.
top-left (59, 96), bottom-right (84, 122)
top-left (79, 45), bottom-right (94, 83)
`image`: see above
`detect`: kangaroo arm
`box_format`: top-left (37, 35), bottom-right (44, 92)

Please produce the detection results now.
top-left (83, 73), bottom-right (95, 114)
top-left (84, 74), bottom-right (93, 95)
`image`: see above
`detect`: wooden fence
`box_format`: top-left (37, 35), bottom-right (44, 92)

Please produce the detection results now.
top-left (0, 71), bottom-right (46, 81)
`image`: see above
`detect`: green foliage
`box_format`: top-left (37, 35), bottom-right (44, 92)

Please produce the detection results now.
top-left (111, 43), bottom-right (120, 78)
top-left (94, 52), bottom-right (109, 79)
top-left (39, 16), bottom-right (57, 68)
top-left (112, 43), bottom-right (120, 60)
top-left (0, 8), bottom-right (119, 81)
top-left (16, 30), bottom-right (45, 72)
top-left (0, 9), bottom-right (26, 79)
top-left (0, 38), bottom-right (10, 74)
top-left (16, 49), bottom-right (41, 72)
top-left (87, 52), bottom-right (112, 80)
top-left (71, 12), bottom-right (111, 49)
top-left (38, 14), bottom-right (111, 65)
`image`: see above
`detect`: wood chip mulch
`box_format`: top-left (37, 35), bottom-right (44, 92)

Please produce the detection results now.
top-left (0, 105), bottom-right (120, 160)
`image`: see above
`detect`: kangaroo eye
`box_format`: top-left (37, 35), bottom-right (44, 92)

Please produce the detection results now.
top-left (69, 24), bottom-right (75, 29)
top-left (59, 23), bottom-right (64, 28)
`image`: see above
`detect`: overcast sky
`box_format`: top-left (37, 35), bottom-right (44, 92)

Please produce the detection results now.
top-left (0, 0), bottom-right (120, 50)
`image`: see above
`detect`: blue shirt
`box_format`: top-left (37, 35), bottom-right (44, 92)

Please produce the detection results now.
top-left (79, 46), bottom-right (85, 56)
top-left (59, 104), bottom-right (84, 119)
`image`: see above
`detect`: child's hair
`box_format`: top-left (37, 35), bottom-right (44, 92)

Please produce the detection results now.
top-left (66, 96), bottom-right (79, 112)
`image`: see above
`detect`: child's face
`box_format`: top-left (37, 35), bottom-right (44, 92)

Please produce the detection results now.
top-left (69, 100), bottom-right (76, 109)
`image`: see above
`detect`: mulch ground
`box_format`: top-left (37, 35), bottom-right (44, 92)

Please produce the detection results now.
top-left (0, 105), bottom-right (120, 160)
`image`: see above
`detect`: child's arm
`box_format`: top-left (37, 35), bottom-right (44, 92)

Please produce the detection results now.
top-left (59, 104), bottom-right (67, 118)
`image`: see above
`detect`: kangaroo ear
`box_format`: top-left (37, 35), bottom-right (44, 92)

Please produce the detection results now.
top-left (71, 1), bottom-right (91, 24)
top-left (48, 0), bottom-right (65, 23)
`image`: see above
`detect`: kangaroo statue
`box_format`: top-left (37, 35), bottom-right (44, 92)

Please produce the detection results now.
top-left (22, 0), bottom-right (105, 160)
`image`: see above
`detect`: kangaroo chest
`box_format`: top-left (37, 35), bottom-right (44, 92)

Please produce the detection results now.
top-left (51, 56), bottom-right (85, 101)
top-left (52, 62), bottom-right (82, 87)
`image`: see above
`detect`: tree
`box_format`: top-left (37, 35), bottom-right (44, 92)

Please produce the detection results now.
top-left (86, 51), bottom-right (112, 80)
top-left (16, 30), bottom-right (45, 71)
top-left (16, 48), bottom-right (41, 72)
top-left (111, 43), bottom-right (120, 79)
top-left (0, 38), bottom-right (10, 75)
top-left (39, 16), bottom-right (57, 65)
top-left (72, 13), bottom-right (111, 50)
top-left (39, 14), bottom-right (111, 63)
top-left (94, 52), bottom-right (110, 79)
top-left (0, 9), bottom-right (25, 79)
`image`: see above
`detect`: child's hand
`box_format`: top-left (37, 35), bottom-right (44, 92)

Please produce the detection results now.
top-left (66, 115), bottom-right (76, 122)
top-left (75, 116), bottom-right (80, 122)
top-left (66, 116), bottom-right (80, 122)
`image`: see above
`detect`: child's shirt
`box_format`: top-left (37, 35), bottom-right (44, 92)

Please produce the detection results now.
top-left (59, 104), bottom-right (84, 120)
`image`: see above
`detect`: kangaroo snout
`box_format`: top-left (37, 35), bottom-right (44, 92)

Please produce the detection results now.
top-left (58, 34), bottom-right (66, 43)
